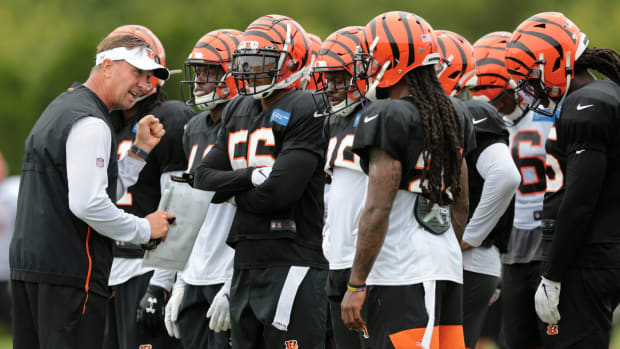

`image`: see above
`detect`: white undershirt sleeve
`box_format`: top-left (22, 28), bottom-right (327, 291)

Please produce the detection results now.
top-left (462, 142), bottom-right (520, 247)
top-left (117, 151), bottom-right (146, 200)
top-left (66, 117), bottom-right (151, 244)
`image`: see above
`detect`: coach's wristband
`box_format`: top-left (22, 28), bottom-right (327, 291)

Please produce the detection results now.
top-left (130, 144), bottom-right (150, 160)
top-left (347, 282), bottom-right (367, 292)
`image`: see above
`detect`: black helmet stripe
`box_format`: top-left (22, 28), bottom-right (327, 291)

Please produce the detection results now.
top-left (446, 33), bottom-right (468, 79)
top-left (368, 19), bottom-right (377, 53)
top-left (516, 29), bottom-right (564, 60)
top-left (196, 42), bottom-right (224, 61)
top-left (505, 55), bottom-right (531, 74)
top-left (381, 16), bottom-right (399, 65)
top-left (222, 30), bottom-right (240, 46)
top-left (476, 73), bottom-right (509, 81)
top-left (474, 45), bottom-right (506, 51)
top-left (243, 30), bottom-right (281, 48)
top-left (397, 12), bottom-right (416, 66)
top-left (476, 58), bottom-right (505, 67)
top-left (325, 50), bottom-right (348, 66)
top-left (324, 39), bottom-right (356, 59)
top-left (204, 34), bottom-right (234, 60)
top-left (528, 15), bottom-right (577, 44)
top-left (506, 39), bottom-right (537, 61)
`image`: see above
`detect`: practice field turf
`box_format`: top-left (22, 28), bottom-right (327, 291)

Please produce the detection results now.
top-left (0, 323), bottom-right (618, 347)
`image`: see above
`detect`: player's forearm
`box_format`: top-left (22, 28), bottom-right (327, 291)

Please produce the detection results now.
top-left (544, 150), bottom-right (606, 281)
top-left (350, 205), bottom-right (390, 284)
top-left (234, 149), bottom-right (318, 213)
top-left (194, 146), bottom-right (254, 195)
top-left (349, 147), bottom-right (400, 285)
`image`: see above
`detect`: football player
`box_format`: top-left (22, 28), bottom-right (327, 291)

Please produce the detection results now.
top-left (506, 12), bottom-right (620, 348)
top-left (312, 25), bottom-right (371, 349)
top-left (340, 11), bottom-right (466, 349)
top-left (163, 28), bottom-right (242, 348)
top-left (193, 15), bottom-right (329, 349)
top-left (101, 25), bottom-right (193, 349)
top-left (436, 29), bottom-right (521, 349)
top-left (471, 30), bottom-right (556, 349)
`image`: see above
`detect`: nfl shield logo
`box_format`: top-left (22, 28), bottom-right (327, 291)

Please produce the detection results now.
top-left (96, 157), bottom-right (105, 168)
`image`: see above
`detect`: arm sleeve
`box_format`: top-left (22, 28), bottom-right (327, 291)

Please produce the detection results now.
top-left (544, 149), bottom-right (606, 281)
top-left (462, 143), bottom-right (520, 247)
top-left (148, 268), bottom-right (177, 291)
top-left (66, 117), bottom-right (150, 244)
top-left (193, 144), bottom-right (254, 200)
top-left (116, 152), bottom-right (147, 200)
top-left (234, 149), bottom-right (319, 214)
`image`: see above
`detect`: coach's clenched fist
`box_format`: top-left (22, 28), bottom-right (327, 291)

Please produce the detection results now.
top-left (134, 114), bottom-right (166, 154)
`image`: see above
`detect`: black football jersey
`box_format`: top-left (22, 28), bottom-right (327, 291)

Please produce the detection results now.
top-left (183, 111), bottom-right (221, 174)
top-left (207, 90), bottom-right (327, 268)
top-left (543, 80), bottom-right (620, 260)
top-left (464, 99), bottom-right (513, 250)
top-left (323, 105), bottom-right (364, 174)
top-left (451, 96), bottom-right (477, 156)
top-left (352, 96), bottom-right (430, 193)
top-left (114, 100), bottom-right (195, 216)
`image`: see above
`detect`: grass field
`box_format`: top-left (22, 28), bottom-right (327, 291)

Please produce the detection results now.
top-left (0, 323), bottom-right (618, 348)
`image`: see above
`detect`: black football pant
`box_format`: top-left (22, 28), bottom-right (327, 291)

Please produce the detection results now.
top-left (11, 280), bottom-right (107, 349)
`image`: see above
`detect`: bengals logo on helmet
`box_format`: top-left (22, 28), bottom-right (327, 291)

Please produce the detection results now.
top-left (284, 339), bottom-right (298, 349)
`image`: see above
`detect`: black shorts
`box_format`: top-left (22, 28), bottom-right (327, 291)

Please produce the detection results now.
top-left (478, 290), bottom-right (505, 346)
top-left (366, 281), bottom-right (465, 349)
top-left (501, 262), bottom-right (547, 349)
top-left (230, 266), bottom-right (327, 349)
top-left (11, 280), bottom-right (107, 349)
top-left (542, 267), bottom-right (620, 349)
top-left (102, 272), bottom-right (182, 349)
top-left (177, 283), bottom-right (231, 348)
top-left (327, 269), bottom-right (371, 349)
top-left (462, 271), bottom-right (499, 349)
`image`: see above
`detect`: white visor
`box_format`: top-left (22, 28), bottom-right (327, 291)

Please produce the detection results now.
top-left (96, 46), bottom-right (169, 80)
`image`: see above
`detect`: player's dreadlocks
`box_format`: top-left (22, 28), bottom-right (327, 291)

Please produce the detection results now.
top-left (404, 65), bottom-right (463, 205)
top-left (574, 47), bottom-right (620, 84)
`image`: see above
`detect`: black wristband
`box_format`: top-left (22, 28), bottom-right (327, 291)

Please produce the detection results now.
top-left (130, 144), bottom-right (150, 160)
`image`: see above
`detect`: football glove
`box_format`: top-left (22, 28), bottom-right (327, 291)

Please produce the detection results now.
top-left (137, 284), bottom-right (168, 334)
top-left (534, 276), bottom-right (561, 324)
top-left (164, 283), bottom-right (186, 339)
top-left (206, 280), bottom-right (231, 332)
top-left (251, 167), bottom-right (272, 187)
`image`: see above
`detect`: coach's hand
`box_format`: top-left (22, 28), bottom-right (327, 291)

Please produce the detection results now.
top-left (341, 288), bottom-right (366, 331)
top-left (534, 276), bottom-right (561, 324)
top-left (145, 210), bottom-right (173, 241)
top-left (134, 114), bottom-right (165, 153)
top-left (137, 284), bottom-right (169, 334)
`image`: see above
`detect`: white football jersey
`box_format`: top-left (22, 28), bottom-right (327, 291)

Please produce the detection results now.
top-left (326, 167), bottom-right (367, 270)
top-left (507, 111), bottom-right (555, 230)
top-left (367, 190), bottom-right (463, 286)
top-left (181, 202), bottom-right (235, 285)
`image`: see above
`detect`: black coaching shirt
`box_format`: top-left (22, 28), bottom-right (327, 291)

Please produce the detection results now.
top-left (194, 91), bottom-right (328, 269)
top-left (543, 79), bottom-right (620, 280)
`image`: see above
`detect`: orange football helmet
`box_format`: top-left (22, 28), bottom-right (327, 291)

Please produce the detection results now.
top-left (232, 14), bottom-right (311, 99)
top-left (181, 29), bottom-right (242, 111)
top-left (435, 30), bottom-right (476, 97)
top-left (312, 26), bottom-right (365, 117)
top-left (355, 11), bottom-right (440, 100)
top-left (505, 12), bottom-right (588, 115)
